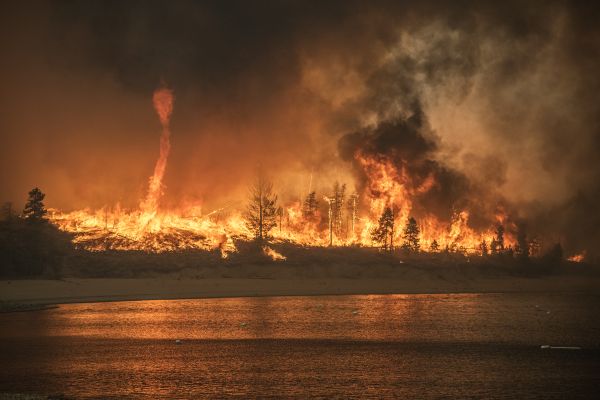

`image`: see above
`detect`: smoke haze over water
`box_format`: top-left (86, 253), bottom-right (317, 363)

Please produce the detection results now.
top-left (1, 1), bottom-right (599, 255)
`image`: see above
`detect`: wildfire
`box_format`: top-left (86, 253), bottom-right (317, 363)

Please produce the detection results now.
top-left (48, 86), bottom-right (519, 258)
top-left (262, 245), bottom-right (286, 261)
top-left (140, 85), bottom-right (174, 216)
top-left (49, 84), bottom-right (239, 258)
top-left (353, 153), bottom-right (503, 252)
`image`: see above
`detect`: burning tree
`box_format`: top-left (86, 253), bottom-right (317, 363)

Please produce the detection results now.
top-left (402, 217), bottom-right (420, 252)
top-left (23, 188), bottom-right (47, 222)
top-left (371, 206), bottom-right (394, 250)
top-left (245, 172), bottom-right (278, 241)
top-left (430, 239), bottom-right (440, 252)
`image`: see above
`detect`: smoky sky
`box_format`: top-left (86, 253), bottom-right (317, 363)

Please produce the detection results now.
top-left (1, 1), bottom-right (599, 254)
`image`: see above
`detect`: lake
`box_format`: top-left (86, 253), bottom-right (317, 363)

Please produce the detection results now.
top-left (1, 293), bottom-right (599, 399)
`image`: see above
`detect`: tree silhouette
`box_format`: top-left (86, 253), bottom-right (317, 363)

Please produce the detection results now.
top-left (495, 225), bottom-right (505, 249)
top-left (491, 225), bottom-right (504, 254)
top-left (302, 191), bottom-right (318, 218)
top-left (430, 239), bottom-right (440, 252)
top-left (244, 171), bottom-right (278, 241)
top-left (23, 187), bottom-right (47, 222)
top-left (515, 224), bottom-right (529, 259)
top-left (402, 217), bottom-right (420, 252)
top-left (371, 207), bottom-right (394, 250)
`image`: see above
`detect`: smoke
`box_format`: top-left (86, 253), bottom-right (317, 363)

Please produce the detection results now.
top-left (0, 1), bottom-right (599, 255)
top-left (152, 86), bottom-right (174, 129)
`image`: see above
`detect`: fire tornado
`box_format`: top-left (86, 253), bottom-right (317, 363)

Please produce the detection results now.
top-left (141, 85), bottom-right (175, 216)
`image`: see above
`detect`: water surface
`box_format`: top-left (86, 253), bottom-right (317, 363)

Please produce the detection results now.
top-left (1, 293), bottom-right (599, 398)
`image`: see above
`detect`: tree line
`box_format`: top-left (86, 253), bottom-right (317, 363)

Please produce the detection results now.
top-left (243, 171), bottom-right (551, 261)
top-left (0, 188), bottom-right (72, 277)
top-left (244, 170), bottom-right (358, 245)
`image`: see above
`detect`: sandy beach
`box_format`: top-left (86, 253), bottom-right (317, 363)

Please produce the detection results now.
top-left (1, 274), bottom-right (599, 306)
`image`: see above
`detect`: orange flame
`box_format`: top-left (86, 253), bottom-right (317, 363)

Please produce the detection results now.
top-left (47, 88), bottom-right (521, 257)
top-left (263, 245), bottom-right (286, 261)
top-left (140, 85), bottom-right (175, 217)
top-left (567, 251), bottom-right (586, 262)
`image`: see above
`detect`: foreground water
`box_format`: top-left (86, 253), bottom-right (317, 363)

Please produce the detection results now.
top-left (1, 293), bottom-right (599, 399)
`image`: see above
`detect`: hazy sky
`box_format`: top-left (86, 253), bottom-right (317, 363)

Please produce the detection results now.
top-left (1, 1), bottom-right (598, 253)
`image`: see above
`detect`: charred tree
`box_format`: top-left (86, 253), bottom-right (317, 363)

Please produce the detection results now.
top-left (244, 172), bottom-right (278, 241)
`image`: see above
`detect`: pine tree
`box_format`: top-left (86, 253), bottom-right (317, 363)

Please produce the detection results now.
top-left (402, 217), bottom-right (420, 252)
top-left (430, 239), bottom-right (440, 252)
top-left (244, 172), bottom-right (278, 241)
top-left (23, 187), bottom-right (47, 222)
top-left (302, 191), bottom-right (318, 218)
top-left (371, 207), bottom-right (394, 250)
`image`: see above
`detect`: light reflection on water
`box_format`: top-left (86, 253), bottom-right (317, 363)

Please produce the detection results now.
top-left (0, 293), bottom-right (599, 399)
top-left (4, 293), bottom-right (598, 344)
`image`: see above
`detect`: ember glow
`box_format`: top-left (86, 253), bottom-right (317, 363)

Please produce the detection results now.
top-left (567, 252), bottom-right (586, 263)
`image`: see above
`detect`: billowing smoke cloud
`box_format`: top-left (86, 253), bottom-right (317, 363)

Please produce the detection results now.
top-left (0, 1), bottom-right (599, 256)
top-left (339, 104), bottom-right (475, 223)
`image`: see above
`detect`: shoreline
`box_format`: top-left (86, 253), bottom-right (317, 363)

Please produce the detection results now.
top-left (1, 275), bottom-right (599, 308)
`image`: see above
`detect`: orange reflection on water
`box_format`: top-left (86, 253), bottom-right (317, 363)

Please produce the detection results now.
top-left (20, 294), bottom-right (488, 342)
